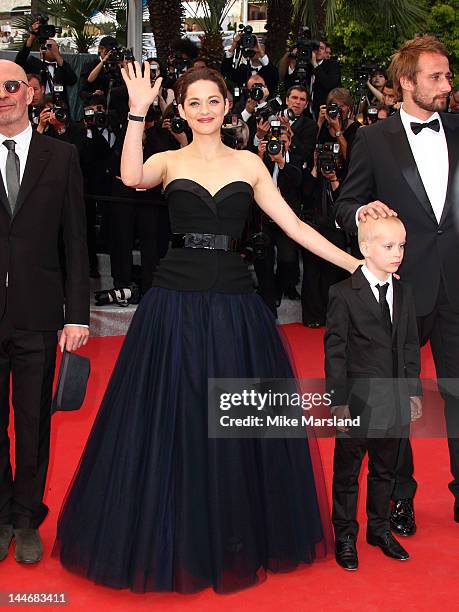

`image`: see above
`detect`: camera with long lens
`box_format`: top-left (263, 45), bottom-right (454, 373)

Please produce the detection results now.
top-left (266, 120), bottom-right (283, 156)
top-left (326, 102), bottom-right (341, 120)
top-left (52, 85), bottom-right (67, 123)
top-left (248, 83), bottom-right (264, 102)
top-left (94, 284), bottom-right (140, 307)
top-left (28, 105), bottom-right (41, 126)
top-left (242, 231), bottom-right (270, 262)
top-left (366, 105), bottom-right (378, 124)
top-left (168, 101), bottom-right (187, 134)
top-left (84, 107), bottom-right (109, 129)
top-left (283, 107), bottom-right (296, 121)
top-left (221, 114), bottom-right (247, 149)
top-left (237, 24), bottom-right (258, 59)
top-left (255, 96), bottom-right (283, 122)
top-left (35, 13), bottom-right (62, 47)
top-left (316, 142), bottom-right (340, 174)
top-left (353, 62), bottom-right (379, 96)
top-left (104, 46), bottom-right (134, 85)
top-left (289, 26), bottom-right (320, 85)
top-left (161, 53), bottom-right (192, 89)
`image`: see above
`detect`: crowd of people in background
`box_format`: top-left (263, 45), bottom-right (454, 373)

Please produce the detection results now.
top-left (12, 23), bottom-right (458, 322)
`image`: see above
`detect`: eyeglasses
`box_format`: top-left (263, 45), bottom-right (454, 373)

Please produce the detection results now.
top-left (1, 80), bottom-right (28, 94)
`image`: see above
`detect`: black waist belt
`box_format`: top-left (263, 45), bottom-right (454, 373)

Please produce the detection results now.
top-left (171, 233), bottom-right (241, 252)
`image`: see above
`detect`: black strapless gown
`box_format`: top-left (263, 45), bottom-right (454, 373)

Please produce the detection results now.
top-left (53, 180), bottom-right (332, 594)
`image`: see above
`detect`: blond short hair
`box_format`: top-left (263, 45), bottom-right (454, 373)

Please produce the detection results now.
top-left (389, 35), bottom-right (449, 100)
top-left (358, 216), bottom-right (405, 245)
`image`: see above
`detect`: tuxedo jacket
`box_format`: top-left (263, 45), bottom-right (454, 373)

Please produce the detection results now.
top-left (285, 60), bottom-right (341, 118)
top-left (335, 112), bottom-right (459, 316)
top-left (15, 45), bottom-right (77, 104)
top-left (290, 115), bottom-right (318, 168)
top-left (221, 57), bottom-right (279, 95)
top-left (324, 268), bottom-right (421, 429)
top-left (0, 130), bottom-right (89, 330)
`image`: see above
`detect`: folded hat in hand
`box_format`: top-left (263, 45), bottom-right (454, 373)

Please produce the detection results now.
top-left (51, 349), bottom-right (90, 414)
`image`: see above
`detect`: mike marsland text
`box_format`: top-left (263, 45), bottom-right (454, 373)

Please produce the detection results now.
top-left (219, 415), bottom-right (360, 428)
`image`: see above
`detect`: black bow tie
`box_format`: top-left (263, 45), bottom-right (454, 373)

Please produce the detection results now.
top-left (410, 118), bottom-right (440, 135)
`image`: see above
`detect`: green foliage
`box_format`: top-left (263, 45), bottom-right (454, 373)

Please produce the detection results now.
top-left (426, 1), bottom-right (459, 80)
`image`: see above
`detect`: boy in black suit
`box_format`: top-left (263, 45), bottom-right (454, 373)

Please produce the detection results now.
top-left (324, 216), bottom-right (422, 570)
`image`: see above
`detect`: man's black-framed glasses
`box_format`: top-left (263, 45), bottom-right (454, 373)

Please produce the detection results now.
top-left (2, 80), bottom-right (29, 94)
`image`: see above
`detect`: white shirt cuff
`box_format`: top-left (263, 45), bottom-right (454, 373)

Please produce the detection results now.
top-left (259, 54), bottom-right (269, 67)
top-left (225, 50), bottom-right (234, 59)
top-left (241, 109), bottom-right (252, 122)
top-left (64, 324), bottom-right (89, 328)
top-left (253, 134), bottom-right (261, 147)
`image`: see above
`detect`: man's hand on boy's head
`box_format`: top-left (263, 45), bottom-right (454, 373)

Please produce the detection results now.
top-left (358, 201), bottom-right (397, 222)
top-left (331, 405), bottom-right (351, 431)
top-left (410, 396), bottom-right (422, 421)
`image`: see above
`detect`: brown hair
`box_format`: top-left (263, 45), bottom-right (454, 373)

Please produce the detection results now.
top-left (326, 87), bottom-right (353, 108)
top-left (389, 35), bottom-right (449, 100)
top-left (286, 85), bottom-right (308, 98)
top-left (175, 67), bottom-right (227, 105)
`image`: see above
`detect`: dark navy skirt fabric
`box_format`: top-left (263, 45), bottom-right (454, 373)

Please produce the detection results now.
top-left (54, 288), bottom-right (331, 593)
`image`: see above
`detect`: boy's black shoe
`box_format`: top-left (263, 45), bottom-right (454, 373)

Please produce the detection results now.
top-left (335, 535), bottom-right (358, 570)
top-left (390, 498), bottom-right (416, 536)
top-left (366, 531), bottom-right (410, 560)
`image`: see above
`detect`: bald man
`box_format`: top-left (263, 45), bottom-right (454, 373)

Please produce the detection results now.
top-left (0, 60), bottom-right (89, 564)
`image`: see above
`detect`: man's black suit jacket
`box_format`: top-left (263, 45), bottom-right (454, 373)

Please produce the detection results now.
top-left (0, 130), bottom-right (89, 330)
top-left (221, 56), bottom-right (279, 94)
top-left (325, 268), bottom-right (421, 430)
top-left (335, 112), bottom-right (459, 317)
top-left (290, 115), bottom-right (318, 168)
top-left (284, 59), bottom-right (341, 118)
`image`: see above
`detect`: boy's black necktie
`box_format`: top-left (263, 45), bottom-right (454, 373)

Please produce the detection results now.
top-left (377, 283), bottom-right (392, 333)
top-left (3, 139), bottom-right (20, 214)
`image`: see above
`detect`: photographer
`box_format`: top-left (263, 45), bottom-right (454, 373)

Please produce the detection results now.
top-left (284, 85), bottom-right (317, 167)
top-left (300, 149), bottom-right (348, 327)
top-left (233, 74), bottom-right (271, 149)
top-left (253, 123), bottom-right (303, 316)
top-left (80, 36), bottom-right (118, 99)
top-left (221, 30), bottom-right (279, 94)
top-left (27, 72), bottom-right (45, 128)
top-left (35, 95), bottom-right (84, 150)
top-left (105, 109), bottom-right (179, 301)
top-left (381, 80), bottom-right (400, 111)
top-left (15, 19), bottom-right (77, 100)
top-left (280, 38), bottom-right (340, 119)
top-left (80, 94), bottom-right (122, 277)
top-left (317, 87), bottom-right (360, 164)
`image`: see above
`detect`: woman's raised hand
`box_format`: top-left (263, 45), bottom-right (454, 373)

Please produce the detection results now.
top-left (121, 60), bottom-right (163, 115)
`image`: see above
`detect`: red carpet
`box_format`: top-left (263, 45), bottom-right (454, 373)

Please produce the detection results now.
top-left (2, 325), bottom-right (457, 611)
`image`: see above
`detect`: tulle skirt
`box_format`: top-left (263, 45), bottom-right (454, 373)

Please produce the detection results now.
top-left (53, 288), bottom-right (332, 593)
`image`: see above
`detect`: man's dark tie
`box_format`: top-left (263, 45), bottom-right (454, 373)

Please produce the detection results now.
top-left (377, 283), bottom-right (392, 333)
top-left (3, 139), bottom-right (20, 214)
top-left (410, 118), bottom-right (440, 135)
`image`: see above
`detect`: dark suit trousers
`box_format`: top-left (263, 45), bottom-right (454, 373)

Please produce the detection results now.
top-left (109, 199), bottom-right (161, 295)
top-left (333, 435), bottom-right (399, 539)
top-left (254, 224), bottom-right (298, 315)
top-left (394, 280), bottom-right (459, 502)
top-left (0, 315), bottom-right (57, 528)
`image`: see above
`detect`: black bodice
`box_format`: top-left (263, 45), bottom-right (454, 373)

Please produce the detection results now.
top-left (152, 179), bottom-right (255, 293)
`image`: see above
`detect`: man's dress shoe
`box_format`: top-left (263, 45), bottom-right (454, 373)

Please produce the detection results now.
top-left (13, 528), bottom-right (43, 564)
top-left (367, 531), bottom-right (410, 560)
top-left (335, 535), bottom-right (358, 570)
top-left (391, 498), bottom-right (416, 536)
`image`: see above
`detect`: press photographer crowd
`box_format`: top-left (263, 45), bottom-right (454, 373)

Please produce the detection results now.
top-left (15, 17), bottom-right (458, 323)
